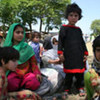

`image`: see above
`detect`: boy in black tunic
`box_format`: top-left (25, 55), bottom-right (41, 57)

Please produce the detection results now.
top-left (58, 3), bottom-right (88, 96)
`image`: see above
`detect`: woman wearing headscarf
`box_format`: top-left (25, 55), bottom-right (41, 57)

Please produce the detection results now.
top-left (42, 35), bottom-right (65, 78)
top-left (84, 35), bottom-right (100, 100)
top-left (3, 23), bottom-right (42, 92)
top-left (41, 35), bottom-right (66, 99)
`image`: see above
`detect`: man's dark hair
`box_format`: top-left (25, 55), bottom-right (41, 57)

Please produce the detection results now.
top-left (93, 35), bottom-right (100, 52)
top-left (65, 3), bottom-right (82, 20)
top-left (0, 47), bottom-right (19, 66)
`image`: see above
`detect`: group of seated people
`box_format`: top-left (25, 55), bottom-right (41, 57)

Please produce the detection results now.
top-left (0, 23), bottom-right (66, 100)
top-left (0, 23), bottom-right (100, 100)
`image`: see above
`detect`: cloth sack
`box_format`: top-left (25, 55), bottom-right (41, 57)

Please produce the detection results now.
top-left (40, 68), bottom-right (64, 95)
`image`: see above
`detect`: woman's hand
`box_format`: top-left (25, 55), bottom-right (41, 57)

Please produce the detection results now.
top-left (54, 59), bottom-right (62, 64)
top-left (48, 59), bottom-right (62, 64)
top-left (36, 74), bottom-right (42, 83)
top-left (59, 54), bottom-right (65, 62)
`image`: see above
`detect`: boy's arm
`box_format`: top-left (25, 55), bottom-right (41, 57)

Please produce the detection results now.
top-left (81, 33), bottom-right (88, 62)
top-left (58, 26), bottom-right (65, 62)
top-left (82, 39), bottom-right (88, 62)
top-left (58, 26), bottom-right (64, 55)
top-left (80, 29), bottom-right (88, 56)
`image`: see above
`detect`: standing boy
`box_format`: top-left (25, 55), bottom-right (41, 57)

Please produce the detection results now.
top-left (58, 3), bottom-right (88, 96)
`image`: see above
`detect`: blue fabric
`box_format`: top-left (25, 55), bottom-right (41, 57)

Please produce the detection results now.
top-left (30, 42), bottom-right (41, 63)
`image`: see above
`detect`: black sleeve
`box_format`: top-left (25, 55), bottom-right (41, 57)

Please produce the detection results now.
top-left (80, 29), bottom-right (88, 55)
top-left (58, 26), bottom-right (65, 54)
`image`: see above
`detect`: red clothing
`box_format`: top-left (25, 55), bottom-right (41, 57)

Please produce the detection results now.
top-left (7, 55), bottom-right (41, 92)
top-left (0, 68), bottom-right (7, 100)
top-left (16, 55), bottom-right (41, 76)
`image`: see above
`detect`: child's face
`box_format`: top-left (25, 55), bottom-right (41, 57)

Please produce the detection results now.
top-left (33, 36), bottom-right (40, 43)
top-left (67, 12), bottom-right (79, 25)
top-left (4, 60), bottom-right (18, 71)
top-left (52, 38), bottom-right (58, 44)
top-left (13, 26), bottom-right (24, 44)
top-left (95, 47), bottom-right (100, 62)
top-left (52, 38), bottom-right (58, 50)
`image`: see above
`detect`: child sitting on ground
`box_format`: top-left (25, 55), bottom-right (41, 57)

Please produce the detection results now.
top-left (0, 47), bottom-right (41, 100)
top-left (84, 35), bottom-right (100, 100)
top-left (0, 47), bottom-right (19, 100)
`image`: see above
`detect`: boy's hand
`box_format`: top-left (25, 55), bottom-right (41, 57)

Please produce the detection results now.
top-left (59, 54), bottom-right (65, 62)
top-left (83, 55), bottom-right (87, 62)
top-left (36, 74), bottom-right (42, 83)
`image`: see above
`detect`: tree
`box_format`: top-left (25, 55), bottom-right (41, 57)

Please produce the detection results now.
top-left (17, 0), bottom-right (38, 32)
top-left (31, 0), bottom-right (70, 32)
top-left (91, 19), bottom-right (100, 37)
top-left (0, 0), bottom-right (20, 34)
top-left (0, 0), bottom-right (71, 33)
top-left (44, 0), bottom-right (70, 33)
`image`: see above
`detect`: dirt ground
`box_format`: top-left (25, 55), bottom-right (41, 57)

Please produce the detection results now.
top-left (86, 41), bottom-right (93, 66)
top-left (66, 41), bottom-right (93, 100)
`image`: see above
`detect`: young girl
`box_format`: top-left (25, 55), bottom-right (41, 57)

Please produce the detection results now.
top-left (0, 47), bottom-right (19, 100)
top-left (29, 32), bottom-right (42, 68)
top-left (58, 3), bottom-right (88, 96)
top-left (3, 23), bottom-right (42, 92)
top-left (84, 35), bottom-right (100, 100)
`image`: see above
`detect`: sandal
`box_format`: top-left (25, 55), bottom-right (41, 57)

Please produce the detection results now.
top-left (79, 89), bottom-right (85, 97)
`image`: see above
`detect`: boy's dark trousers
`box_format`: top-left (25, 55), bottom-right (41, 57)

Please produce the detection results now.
top-left (64, 73), bottom-right (84, 91)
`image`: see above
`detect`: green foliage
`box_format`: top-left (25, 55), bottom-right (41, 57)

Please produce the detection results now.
top-left (91, 19), bottom-right (100, 37)
top-left (40, 0), bottom-right (70, 32)
top-left (0, 0), bottom-right (20, 30)
top-left (0, 0), bottom-right (71, 33)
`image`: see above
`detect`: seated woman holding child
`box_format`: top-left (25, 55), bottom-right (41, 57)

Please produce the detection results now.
top-left (3, 23), bottom-right (42, 99)
top-left (41, 35), bottom-right (66, 100)
top-left (42, 35), bottom-right (65, 78)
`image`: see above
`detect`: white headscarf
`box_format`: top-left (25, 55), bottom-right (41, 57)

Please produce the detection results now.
top-left (51, 35), bottom-right (58, 50)
top-left (92, 54), bottom-right (100, 73)
top-left (43, 35), bottom-right (58, 59)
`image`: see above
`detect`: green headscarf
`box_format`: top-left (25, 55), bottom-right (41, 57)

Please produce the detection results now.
top-left (3, 23), bottom-right (35, 64)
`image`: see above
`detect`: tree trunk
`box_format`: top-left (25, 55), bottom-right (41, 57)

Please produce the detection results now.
top-left (39, 18), bottom-right (42, 33)
top-left (47, 24), bottom-right (50, 33)
top-left (2, 23), bottom-right (6, 38)
top-left (29, 23), bottom-right (32, 32)
top-left (44, 25), bottom-right (48, 33)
